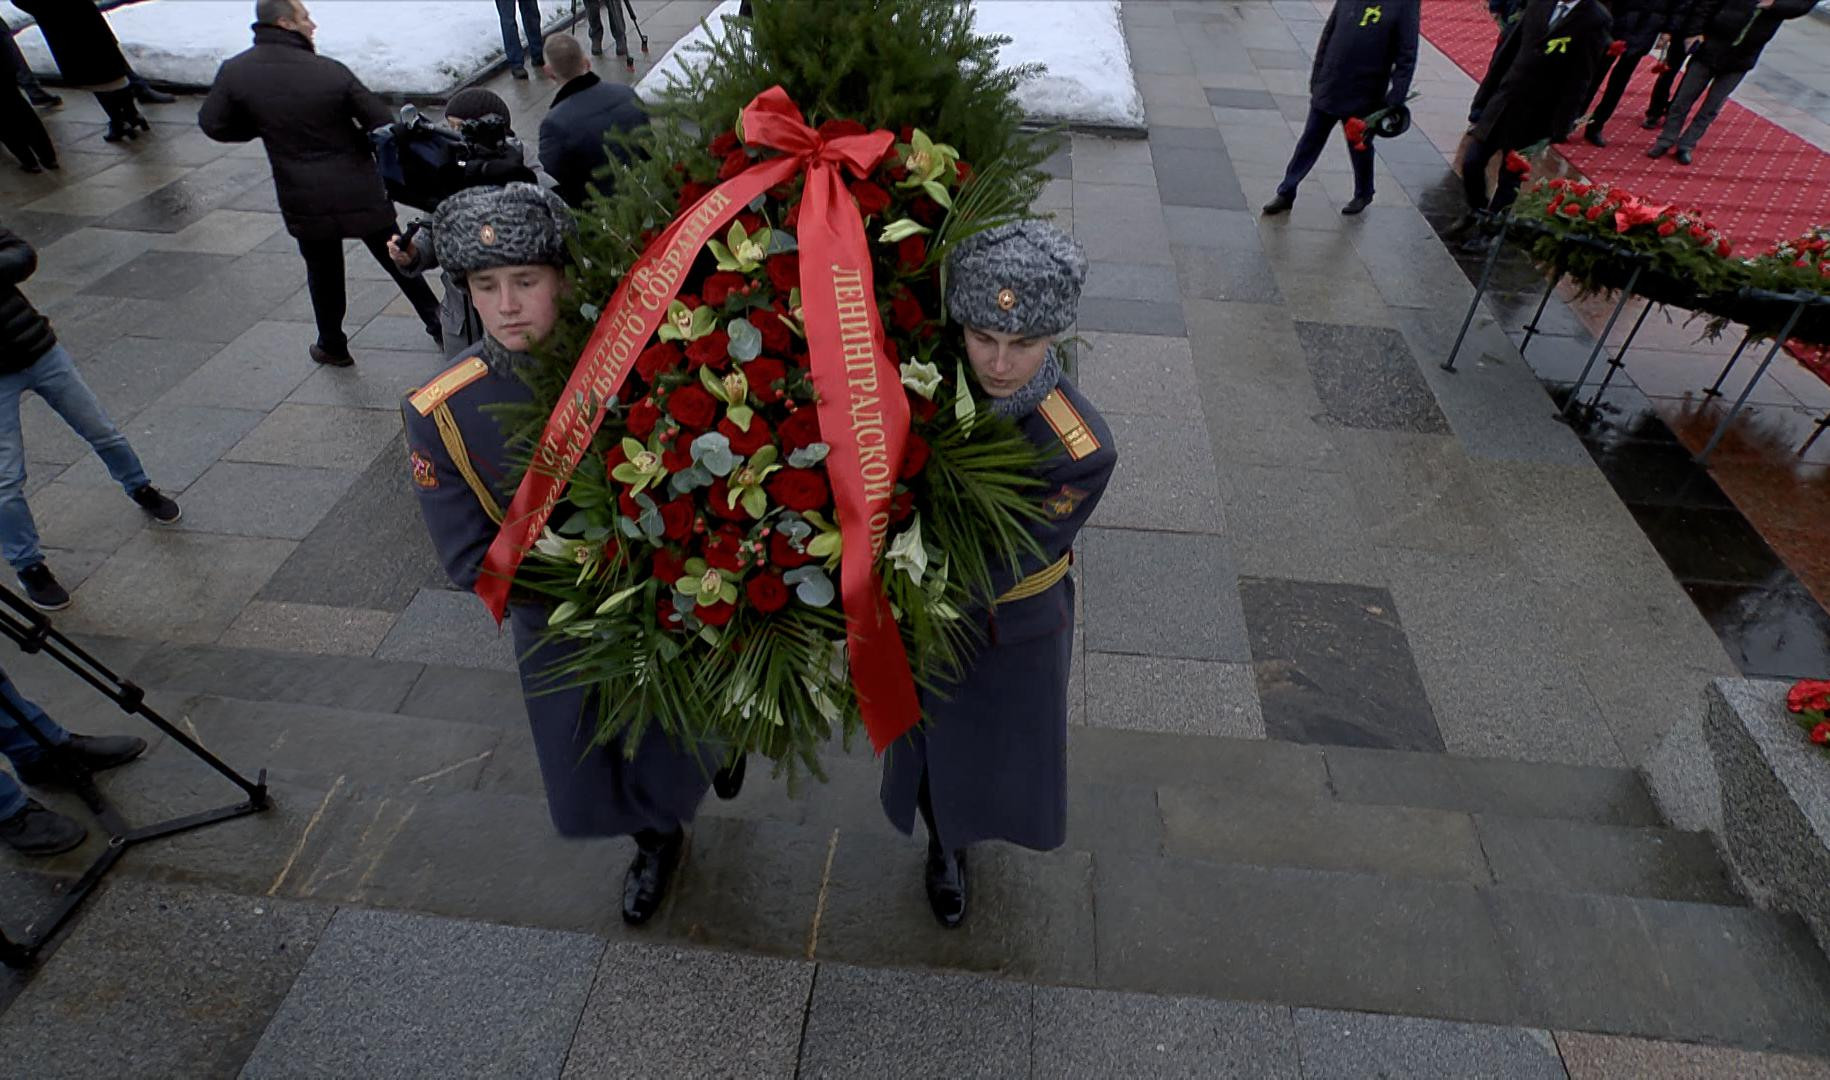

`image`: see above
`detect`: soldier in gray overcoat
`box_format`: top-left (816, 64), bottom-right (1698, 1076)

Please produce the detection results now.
top-left (879, 221), bottom-right (1119, 929)
top-left (400, 183), bottom-right (730, 926)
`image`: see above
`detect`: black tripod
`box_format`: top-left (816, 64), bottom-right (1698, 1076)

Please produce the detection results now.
top-left (0, 586), bottom-right (268, 969)
top-left (569, 0), bottom-right (650, 70)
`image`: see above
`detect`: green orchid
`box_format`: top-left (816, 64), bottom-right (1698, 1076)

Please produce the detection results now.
top-left (726, 445), bottom-right (781, 519)
top-left (800, 509), bottom-right (844, 569)
top-left (708, 220), bottom-right (772, 273)
top-left (783, 287), bottom-right (806, 338)
top-left (656, 299), bottom-right (717, 343)
top-left (878, 218), bottom-right (932, 244)
top-left (674, 557), bottom-right (738, 607)
top-left (896, 129), bottom-right (959, 208)
top-left (610, 436), bottom-right (667, 497)
top-left (886, 515), bottom-right (929, 586)
top-left (899, 359), bottom-right (942, 400)
top-left (700, 365), bottom-right (755, 431)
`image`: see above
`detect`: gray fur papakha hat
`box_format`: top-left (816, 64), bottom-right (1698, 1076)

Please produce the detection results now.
top-left (433, 182), bottom-right (576, 279)
top-left (944, 220), bottom-right (1087, 337)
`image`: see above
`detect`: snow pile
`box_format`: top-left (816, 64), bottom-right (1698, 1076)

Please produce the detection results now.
top-left (10, 0), bottom-right (579, 96)
top-left (636, 0), bottom-right (1144, 131)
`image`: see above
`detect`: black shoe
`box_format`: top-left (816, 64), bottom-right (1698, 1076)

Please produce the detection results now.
top-left (1674, 147), bottom-right (1693, 165)
top-left (17, 563), bottom-right (69, 612)
top-left (1646, 140), bottom-right (1673, 159)
top-left (25, 87), bottom-right (61, 109)
top-left (1341, 195), bottom-right (1370, 215)
top-left (590, 38), bottom-right (604, 56)
top-left (621, 828), bottom-right (682, 925)
top-left (132, 84), bottom-right (176, 105)
top-left (712, 754), bottom-right (746, 800)
top-left (510, 66), bottom-right (529, 80)
top-left (924, 838), bottom-right (967, 929)
top-left (1584, 126), bottom-right (1607, 148)
top-left (20, 159), bottom-right (42, 175)
top-left (1641, 114), bottom-right (1662, 130)
top-left (0, 800), bottom-right (86, 856)
top-left (42, 156), bottom-right (58, 171)
top-left (15, 734), bottom-right (148, 788)
top-left (309, 343), bottom-right (354, 368)
top-left (623, 53), bottom-right (636, 71)
top-left (131, 485), bottom-right (181, 525)
top-left (1260, 192), bottom-right (1294, 216)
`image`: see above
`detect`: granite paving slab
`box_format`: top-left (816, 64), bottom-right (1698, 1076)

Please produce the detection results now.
top-left (1264, 234), bottom-right (1398, 326)
top-left (1219, 462), bottom-right (1387, 586)
top-left (6, 209), bottom-right (96, 250)
top-left (1171, 243), bottom-right (1284, 302)
top-left (1324, 744), bottom-right (1663, 827)
top-left (1032, 986), bottom-right (1301, 1078)
top-left (350, 314), bottom-right (442, 354)
top-left (23, 479), bottom-right (150, 556)
top-left (79, 249), bottom-right (238, 301)
top-left (1083, 653), bottom-right (1265, 737)
top-left (0, 881), bottom-right (330, 1079)
top-left (1076, 296), bottom-right (1189, 336)
top-left (1340, 430), bottom-right (1509, 555)
top-left (1554, 1031), bottom-right (1830, 1079)
top-left (28, 229), bottom-right (158, 293)
top-left (226, 402), bottom-right (405, 473)
top-left (397, 664), bottom-right (528, 729)
top-left (58, 530), bottom-right (294, 643)
top-left (1297, 320), bottom-right (1450, 434)
top-left (285, 347), bottom-right (449, 410)
top-left (1293, 1010), bottom-right (1568, 1080)
top-left (157, 320), bottom-right (324, 411)
top-left (128, 640), bottom-right (423, 712)
top-left (142, 208), bottom-right (285, 256)
top-left (55, 401), bottom-right (264, 493)
top-left (561, 944), bottom-right (813, 1078)
top-left (1079, 527), bottom-right (1250, 662)
top-left (1068, 727), bottom-right (1330, 800)
top-left (1154, 144), bottom-right (1248, 209)
top-left (1073, 331), bottom-right (1205, 419)
top-left (64, 333), bottom-right (222, 423)
top-left (269, 275), bottom-right (397, 329)
top-left (1475, 814), bottom-right (1740, 906)
top-left (96, 156), bottom-right (273, 235)
top-left (1241, 576), bottom-right (1444, 752)
top-left (657, 816), bottom-right (831, 957)
top-left (1089, 411), bottom-right (1226, 533)
top-left (374, 587), bottom-right (519, 671)
top-left (1206, 87), bottom-right (1279, 110)
top-left (241, 908), bottom-right (601, 1080)
top-left (220, 600), bottom-right (401, 657)
top-left (797, 963), bottom-right (1032, 1080)
top-left (175, 461), bottom-right (360, 541)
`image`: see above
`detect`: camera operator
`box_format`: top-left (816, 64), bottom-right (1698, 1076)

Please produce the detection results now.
top-left (387, 89), bottom-right (536, 360)
top-left (0, 662), bottom-right (146, 856)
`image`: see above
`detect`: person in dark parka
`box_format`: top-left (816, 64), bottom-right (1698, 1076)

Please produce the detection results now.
top-left (1579, 0), bottom-right (1683, 146)
top-left (1455, 0), bottom-right (1612, 250)
top-left (199, 0), bottom-right (441, 368)
top-left (880, 221), bottom-right (1118, 930)
top-left (11, 0), bottom-right (147, 142)
top-left (1650, 0), bottom-right (1817, 164)
top-left (1262, 0), bottom-right (1419, 218)
top-left (538, 33), bottom-right (648, 209)
top-left (401, 184), bottom-right (726, 927)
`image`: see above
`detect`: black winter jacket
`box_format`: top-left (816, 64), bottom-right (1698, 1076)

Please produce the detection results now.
top-left (1692, 0), bottom-right (1817, 73)
top-left (1308, 0), bottom-right (1420, 117)
top-left (198, 24), bottom-right (399, 241)
top-left (0, 227), bottom-right (55, 373)
top-left (538, 73), bottom-right (649, 208)
top-left (1605, 0), bottom-right (1684, 52)
top-left (13, 0), bottom-right (129, 87)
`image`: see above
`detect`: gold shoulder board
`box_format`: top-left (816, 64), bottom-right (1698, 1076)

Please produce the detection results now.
top-left (1037, 388), bottom-right (1100, 461)
top-left (409, 356), bottom-right (489, 416)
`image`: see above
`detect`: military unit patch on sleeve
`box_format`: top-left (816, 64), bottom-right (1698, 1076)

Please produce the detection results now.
top-left (1043, 484), bottom-right (1088, 520)
top-left (410, 448), bottom-right (439, 490)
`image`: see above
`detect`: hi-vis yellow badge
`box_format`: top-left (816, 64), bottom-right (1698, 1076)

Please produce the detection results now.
top-left (410, 449), bottom-right (439, 490)
top-left (1546, 36), bottom-right (1571, 53)
top-left (1043, 485), bottom-right (1088, 520)
top-left (1360, 4), bottom-right (1382, 26)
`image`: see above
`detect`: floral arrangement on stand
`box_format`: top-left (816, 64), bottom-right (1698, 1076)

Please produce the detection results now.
top-left (1510, 178), bottom-right (1740, 302)
top-left (1786, 679), bottom-right (1830, 755)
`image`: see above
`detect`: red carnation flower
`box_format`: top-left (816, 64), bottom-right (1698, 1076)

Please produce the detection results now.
top-left (1717, 238), bottom-right (1732, 257)
top-left (1547, 196), bottom-right (1564, 215)
top-left (900, 432), bottom-right (930, 478)
top-left (745, 573), bottom-right (790, 614)
top-left (1342, 116), bottom-right (1368, 148)
top-left (686, 330), bottom-right (732, 371)
top-left (753, 308), bottom-right (793, 353)
top-left (1656, 220), bottom-right (1677, 236)
top-left (1787, 679), bottom-right (1830, 714)
top-left (668, 383), bottom-right (718, 430)
top-left (696, 600), bottom-right (735, 627)
top-left (626, 399), bottom-right (661, 438)
top-left (778, 406), bottom-right (823, 453)
top-left (769, 530), bottom-right (814, 569)
top-left (1689, 225), bottom-right (1708, 240)
top-left (719, 415), bottom-right (774, 456)
top-left (654, 547), bottom-right (686, 585)
top-left (850, 180), bottom-right (891, 217)
top-left (636, 342), bottom-right (682, 381)
top-left (891, 290), bottom-right (925, 331)
top-left (718, 150), bottom-right (750, 181)
top-left (1606, 39), bottom-right (1626, 57)
top-left (1561, 202), bottom-right (1583, 217)
top-left (708, 130), bottom-right (740, 157)
top-left (1504, 150), bottom-right (1531, 176)
top-left (661, 432), bottom-right (694, 473)
top-left (898, 234), bottom-right (928, 272)
top-left (818, 118), bottom-right (869, 140)
top-left (704, 272), bottom-right (748, 307)
top-left (767, 253), bottom-right (800, 293)
top-left (743, 355), bottom-right (787, 404)
top-left (767, 468), bottom-right (830, 512)
top-left (706, 476), bottom-right (754, 521)
top-left (1814, 722), bottom-right (1830, 745)
top-left (660, 497), bottom-right (694, 542)
top-left (1586, 204), bottom-right (1606, 221)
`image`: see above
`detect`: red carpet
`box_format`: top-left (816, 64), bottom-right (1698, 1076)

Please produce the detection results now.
top-left (1420, 0), bottom-right (1830, 255)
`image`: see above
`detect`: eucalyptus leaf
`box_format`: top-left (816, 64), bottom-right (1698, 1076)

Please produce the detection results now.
top-left (777, 517), bottom-right (812, 541)
top-left (690, 432), bottom-right (736, 476)
top-left (636, 503), bottom-right (665, 540)
top-left (579, 302), bottom-right (601, 320)
top-left (558, 510), bottom-right (590, 536)
top-left (671, 590), bottom-right (699, 615)
top-left (727, 318), bottom-right (762, 361)
top-left (767, 229), bottom-right (798, 254)
top-left (617, 515), bottom-right (642, 539)
top-left (787, 443), bottom-right (830, 468)
top-left (783, 566), bottom-right (836, 607)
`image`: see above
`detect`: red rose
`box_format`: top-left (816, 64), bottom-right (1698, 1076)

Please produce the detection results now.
top-left (704, 524), bottom-right (745, 572)
top-left (719, 415), bottom-right (774, 456)
top-left (850, 180), bottom-right (891, 217)
top-left (911, 196), bottom-right (943, 225)
top-left (1343, 117), bottom-right (1367, 145)
top-left (1717, 239), bottom-right (1732, 257)
top-left (754, 308), bottom-right (793, 353)
top-left (704, 272), bottom-right (748, 307)
top-left (1814, 722), bottom-right (1830, 746)
top-left (888, 163), bottom-right (910, 182)
top-left (1689, 225), bottom-right (1708, 239)
top-left (1657, 220), bottom-right (1677, 237)
top-left (668, 383), bottom-right (718, 430)
top-left (706, 476), bottom-right (754, 521)
top-left (686, 330), bottom-right (732, 370)
top-left (626, 399), bottom-right (661, 438)
top-left (660, 497), bottom-right (694, 542)
top-left (1788, 679), bottom-right (1830, 713)
top-left (900, 432), bottom-right (930, 478)
top-left (767, 253), bottom-right (800, 293)
top-left (654, 548), bottom-right (686, 585)
top-left (718, 150), bottom-right (750, 181)
top-left (1504, 150), bottom-right (1531, 176)
top-left (767, 468), bottom-right (829, 512)
top-left (661, 432), bottom-right (694, 473)
top-left (742, 356), bottom-right (787, 404)
top-left (676, 180), bottom-right (713, 212)
top-left (778, 406), bottom-right (823, 453)
top-left (1547, 196), bottom-right (1564, 216)
top-left (769, 531), bottom-right (814, 569)
top-left (696, 600), bottom-right (735, 627)
top-left (708, 130), bottom-right (740, 157)
top-left (636, 342), bottom-right (682, 381)
top-left (1586, 204), bottom-right (1606, 221)
top-left (818, 118), bottom-right (869, 140)
top-left (1561, 202), bottom-right (1583, 217)
top-left (604, 441), bottom-right (628, 472)
top-left (889, 488), bottom-right (915, 523)
top-left (618, 491), bottom-right (641, 520)
top-left (745, 573), bottom-right (790, 614)
top-left (891, 291), bottom-right (924, 331)
top-left (898, 234), bottom-right (928, 272)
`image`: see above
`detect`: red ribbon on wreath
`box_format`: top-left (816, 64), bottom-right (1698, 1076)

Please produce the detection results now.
top-left (476, 86), bottom-right (920, 752)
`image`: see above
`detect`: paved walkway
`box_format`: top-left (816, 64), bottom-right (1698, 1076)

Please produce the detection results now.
top-left (3, 1), bottom-right (1830, 1076)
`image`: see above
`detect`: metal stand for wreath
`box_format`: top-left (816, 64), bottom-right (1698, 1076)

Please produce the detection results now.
top-left (1696, 289), bottom-right (1830, 464)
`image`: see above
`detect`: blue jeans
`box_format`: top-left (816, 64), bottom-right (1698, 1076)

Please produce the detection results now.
top-left (0, 344), bottom-right (152, 573)
top-left (1277, 106), bottom-right (1375, 202)
top-left (495, 0), bottom-right (545, 68)
top-left (0, 671), bottom-right (71, 819)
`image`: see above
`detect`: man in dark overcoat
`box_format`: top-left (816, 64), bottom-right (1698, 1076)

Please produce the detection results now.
top-left (199, 0), bottom-right (441, 368)
top-left (1579, 0), bottom-right (1683, 146)
top-left (538, 33), bottom-right (648, 209)
top-left (401, 184), bottom-right (724, 926)
top-left (1649, 0), bottom-right (1817, 164)
top-left (1455, 0), bottom-right (1612, 250)
top-left (880, 221), bottom-right (1118, 929)
top-left (1262, 0), bottom-right (1419, 218)
top-left (12, 0), bottom-right (147, 141)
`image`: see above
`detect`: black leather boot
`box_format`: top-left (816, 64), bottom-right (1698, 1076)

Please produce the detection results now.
top-left (712, 753), bottom-right (746, 800)
top-left (15, 733), bottom-right (148, 787)
top-left (621, 827), bottom-right (683, 925)
top-left (98, 88), bottom-right (148, 142)
top-left (924, 834), bottom-right (967, 929)
top-left (0, 799), bottom-right (86, 856)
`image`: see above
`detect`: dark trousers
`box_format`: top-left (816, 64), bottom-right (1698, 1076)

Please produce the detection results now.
top-left (1277, 106), bottom-right (1375, 201)
top-left (296, 230), bottom-right (439, 354)
top-left (0, 84), bottom-right (54, 167)
top-left (1460, 131), bottom-right (1524, 216)
top-left (1661, 60), bottom-right (1744, 152)
top-left (1646, 40), bottom-right (1685, 120)
top-left (493, 0), bottom-right (544, 68)
top-left (583, 0), bottom-right (627, 52)
top-left (1584, 46), bottom-right (1652, 132)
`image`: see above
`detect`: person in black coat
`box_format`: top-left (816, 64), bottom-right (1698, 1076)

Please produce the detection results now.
top-left (1455, 0), bottom-right (1612, 250)
top-left (1262, 0), bottom-right (1419, 218)
top-left (199, 0), bottom-right (441, 368)
top-left (538, 33), bottom-right (648, 208)
top-left (1579, 0), bottom-right (1682, 146)
top-left (11, 0), bottom-right (147, 141)
top-left (0, 16), bottom-right (56, 172)
top-left (879, 221), bottom-right (1118, 930)
top-left (1650, 0), bottom-right (1817, 163)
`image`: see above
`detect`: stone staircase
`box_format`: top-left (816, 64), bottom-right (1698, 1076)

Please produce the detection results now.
top-left (7, 643), bottom-right (1825, 1061)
